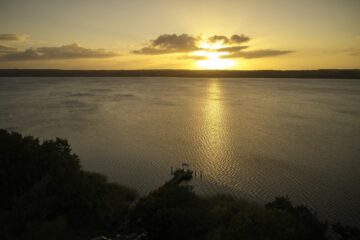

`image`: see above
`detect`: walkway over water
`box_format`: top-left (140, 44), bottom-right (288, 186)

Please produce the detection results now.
top-left (167, 163), bottom-right (201, 185)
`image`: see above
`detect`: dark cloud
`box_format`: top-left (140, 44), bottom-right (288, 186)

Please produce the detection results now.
top-left (208, 35), bottom-right (230, 44)
top-left (4, 49), bottom-right (39, 61)
top-left (0, 34), bottom-right (27, 41)
top-left (213, 46), bottom-right (249, 52)
top-left (135, 33), bottom-right (293, 60)
top-left (230, 34), bottom-right (250, 44)
top-left (207, 34), bottom-right (250, 45)
top-left (224, 49), bottom-right (293, 59)
top-left (202, 34), bottom-right (290, 59)
top-left (132, 46), bottom-right (174, 55)
top-left (179, 55), bottom-right (209, 60)
top-left (0, 45), bottom-right (17, 54)
top-left (132, 33), bottom-right (262, 57)
top-left (2, 43), bottom-right (118, 61)
top-left (133, 34), bottom-right (198, 55)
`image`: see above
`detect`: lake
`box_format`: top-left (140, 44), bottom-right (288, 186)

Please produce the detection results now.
top-left (0, 77), bottom-right (359, 227)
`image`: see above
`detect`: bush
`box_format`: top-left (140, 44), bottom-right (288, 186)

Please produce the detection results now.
top-left (2, 129), bottom-right (357, 240)
top-left (0, 129), bottom-right (136, 240)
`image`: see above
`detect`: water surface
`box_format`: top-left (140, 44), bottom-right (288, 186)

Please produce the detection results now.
top-left (0, 77), bottom-right (359, 227)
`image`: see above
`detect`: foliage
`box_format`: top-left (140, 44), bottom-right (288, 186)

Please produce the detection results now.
top-left (332, 222), bottom-right (360, 240)
top-left (128, 184), bottom-right (209, 240)
top-left (128, 187), bottom-right (330, 240)
top-left (0, 129), bottom-right (136, 240)
top-left (1, 129), bottom-right (358, 240)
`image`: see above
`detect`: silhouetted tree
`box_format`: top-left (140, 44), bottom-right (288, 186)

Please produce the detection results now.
top-left (128, 184), bottom-right (209, 240)
top-left (1, 129), bottom-right (356, 240)
top-left (332, 222), bottom-right (360, 240)
top-left (0, 129), bottom-right (136, 240)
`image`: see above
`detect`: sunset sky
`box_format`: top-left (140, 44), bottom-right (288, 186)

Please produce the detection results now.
top-left (0, 0), bottom-right (359, 70)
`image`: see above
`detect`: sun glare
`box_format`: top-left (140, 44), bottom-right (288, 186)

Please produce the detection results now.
top-left (194, 40), bottom-right (235, 70)
top-left (197, 56), bottom-right (235, 70)
top-left (194, 51), bottom-right (235, 70)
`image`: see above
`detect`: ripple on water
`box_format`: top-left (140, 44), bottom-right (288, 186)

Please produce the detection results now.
top-left (0, 77), bottom-right (359, 227)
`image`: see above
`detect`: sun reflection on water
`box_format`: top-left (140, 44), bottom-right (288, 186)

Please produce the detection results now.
top-left (200, 80), bottom-right (227, 177)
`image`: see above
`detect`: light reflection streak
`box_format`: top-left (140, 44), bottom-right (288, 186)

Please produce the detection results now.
top-left (201, 80), bottom-right (227, 177)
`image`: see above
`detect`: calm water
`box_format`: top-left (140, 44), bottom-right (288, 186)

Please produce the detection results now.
top-left (0, 77), bottom-right (359, 227)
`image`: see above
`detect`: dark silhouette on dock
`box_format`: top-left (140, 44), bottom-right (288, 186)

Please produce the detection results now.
top-left (168, 163), bottom-right (201, 185)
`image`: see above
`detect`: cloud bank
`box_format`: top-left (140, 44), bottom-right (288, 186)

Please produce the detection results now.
top-left (207, 34), bottom-right (250, 45)
top-left (0, 34), bottom-right (27, 41)
top-left (133, 34), bottom-right (198, 54)
top-left (0, 45), bottom-right (17, 54)
top-left (2, 43), bottom-right (118, 61)
top-left (133, 33), bottom-right (292, 59)
top-left (225, 49), bottom-right (293, 59)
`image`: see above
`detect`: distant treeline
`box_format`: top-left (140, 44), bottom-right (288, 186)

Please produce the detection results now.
top-left (1, 129), bottom-right (359, 240)
top-left (0, 69), bottom-right (360, 79)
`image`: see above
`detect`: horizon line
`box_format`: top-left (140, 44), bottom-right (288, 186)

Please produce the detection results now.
top-left (1, 68), bottom-right (360, 71)
top-left (1, 68), bottom-right (360, 79)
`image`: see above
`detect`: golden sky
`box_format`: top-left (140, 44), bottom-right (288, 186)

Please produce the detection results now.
top-left (0, 0), bottom-right (359, 70)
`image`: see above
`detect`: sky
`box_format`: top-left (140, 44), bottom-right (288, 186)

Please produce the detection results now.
top-left (0, 0), bottom-right (359, 70)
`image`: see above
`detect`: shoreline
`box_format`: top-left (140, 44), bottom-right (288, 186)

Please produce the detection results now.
top-left (1, 69), bottom-right (360, 79)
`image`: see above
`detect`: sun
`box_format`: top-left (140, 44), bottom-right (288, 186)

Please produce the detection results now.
top-left (193, 41), bottom-right (236, 70)
top-left (197, 54), bottom-right (235, 70)
top-left (194, 51), bottom-right (235, 70)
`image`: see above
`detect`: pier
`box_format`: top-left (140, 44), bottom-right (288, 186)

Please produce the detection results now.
top-left (167, 163), bottom-right (201, 185)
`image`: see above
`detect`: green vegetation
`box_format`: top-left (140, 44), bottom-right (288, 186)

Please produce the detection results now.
top-left (127, 185), bottom-right (328, 240)
top-left (0, 130), bottom-right (359, 240)
top-left (0, 130), bottom-right (136, 240)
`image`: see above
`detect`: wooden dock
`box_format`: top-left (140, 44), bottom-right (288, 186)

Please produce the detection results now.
top-left (168, 168), bottom-right (193, 185)
top-left (167, 163), bottom-right (201, 185)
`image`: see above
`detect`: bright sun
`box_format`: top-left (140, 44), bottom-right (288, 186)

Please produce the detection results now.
top-left (193, 41), bottom-right (236, 70)
top-left (196, 53), bottom-right (235, 70)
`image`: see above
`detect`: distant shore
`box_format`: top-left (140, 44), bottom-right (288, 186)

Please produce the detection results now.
top-left (1, 69), bottom-right (360, 79)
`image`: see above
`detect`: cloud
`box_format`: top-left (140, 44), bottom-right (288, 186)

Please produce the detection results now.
top-left (0, 45), bottom-right (17, 54)
top-left (2, 43), bottom-right (118, 61)
top-left (230, 34), bottom-right (250, 44)
top-left (214, 46), bottom-right (249, 53)
top-left (132, 34), bottom-right (251, 55)
top-left (224, 49), bottom-right (293, 59)
top-left (208, 35), bottom-right (230, 44)
top-left (179, 55), bottom-right (209, 60)
top-left (205, 34), bottom-right (292, 59)
top-left (132, 47), bottom-right (174, 55)
top-left (0, 34), bottom-right (28, 41)
top-left (132, 33), bottom-right (290, 60)
top-left (133, 34), bottom-right (198, 54)
top-left (207, 34), bottom-right (250, 45)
